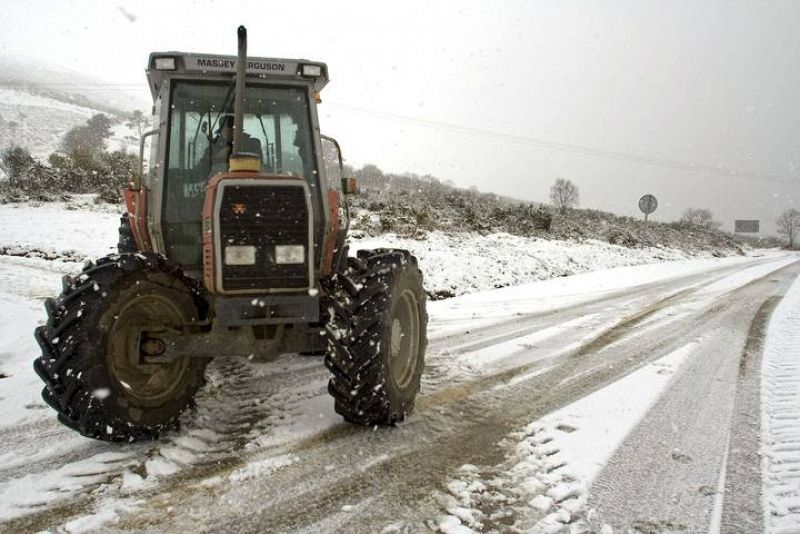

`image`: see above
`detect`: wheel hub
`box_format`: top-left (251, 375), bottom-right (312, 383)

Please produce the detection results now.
top-left (141, 337), bottom-right (167, 357)
top-left (388, 289), bottom-right (420, 390)
top-left (107, 292), bottom-right (192, 405)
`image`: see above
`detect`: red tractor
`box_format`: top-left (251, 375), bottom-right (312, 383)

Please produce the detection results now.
top-left (33, 27), bottom-right (427, 442)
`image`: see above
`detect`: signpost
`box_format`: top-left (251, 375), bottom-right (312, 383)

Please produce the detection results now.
top-left (734, 220), bottom-right (760, 234)
top-left (639, 194), bottom-right (658, 222)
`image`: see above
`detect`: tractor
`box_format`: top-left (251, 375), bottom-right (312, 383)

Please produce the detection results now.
top-left (33, 27), bottom-right (427, 442)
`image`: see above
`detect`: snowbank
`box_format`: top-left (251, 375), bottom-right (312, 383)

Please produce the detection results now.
top-left (761, 274), bottom-right (800, 533)
top-left (351, 231), bottom-right (723, 298)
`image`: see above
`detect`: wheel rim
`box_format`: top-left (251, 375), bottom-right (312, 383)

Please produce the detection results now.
top-left (388, 288), bottom-right (420, 390)
top-left (106, 291), bottom-right (191, 406)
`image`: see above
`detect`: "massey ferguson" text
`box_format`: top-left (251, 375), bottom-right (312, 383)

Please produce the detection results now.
top-left (195, 58), bottom-right (286, 71)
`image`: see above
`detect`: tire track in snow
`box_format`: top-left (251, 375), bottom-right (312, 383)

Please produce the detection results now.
top-left (717, 294), bottom-right (782, 533)
top-left (432, 342), bottom-right (699, 533)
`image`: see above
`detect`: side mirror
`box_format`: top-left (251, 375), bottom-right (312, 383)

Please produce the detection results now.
top-left (342, 177), bottom-right (357, 194)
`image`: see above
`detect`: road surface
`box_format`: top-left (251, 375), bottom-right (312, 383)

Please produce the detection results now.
top-left (0, 252), bottom-right (797, 533)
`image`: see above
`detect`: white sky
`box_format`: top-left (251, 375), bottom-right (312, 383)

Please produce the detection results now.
top-left (1, 0), bottom-right (799, 234)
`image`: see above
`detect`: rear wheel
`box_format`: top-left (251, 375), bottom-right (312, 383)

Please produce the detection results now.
top-left (33, 253), bottom-right (209, 441)
top-left (118, 213), bottom-right (136, 253)
top-left (324, 249), bottom-right (427, 425)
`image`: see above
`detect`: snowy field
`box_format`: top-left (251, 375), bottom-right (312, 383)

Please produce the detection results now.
top-left (0, 201), bottom-right (798, 532)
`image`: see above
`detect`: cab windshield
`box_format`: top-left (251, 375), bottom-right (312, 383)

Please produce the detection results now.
top-left (162, 81), bottom-right (316, 268)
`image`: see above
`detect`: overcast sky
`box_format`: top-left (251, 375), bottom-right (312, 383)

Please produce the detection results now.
top-left (1, 0), bottom-right (799, 234)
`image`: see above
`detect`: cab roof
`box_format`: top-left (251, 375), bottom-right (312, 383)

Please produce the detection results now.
top-left (146, 52), bottom-right (329, 101)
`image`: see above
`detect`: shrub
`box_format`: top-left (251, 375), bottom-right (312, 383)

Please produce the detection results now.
top-left (0, 146), bottom-right (135, 203)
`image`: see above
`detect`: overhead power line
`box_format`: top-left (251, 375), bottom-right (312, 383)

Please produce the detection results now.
top-left (328, 102), bottom-right (800, 188)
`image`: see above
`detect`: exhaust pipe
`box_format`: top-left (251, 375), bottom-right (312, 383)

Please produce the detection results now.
top-left (232, 25), bottom-right (247, 156)
top-left (229, 25), bottom-right (260, 172)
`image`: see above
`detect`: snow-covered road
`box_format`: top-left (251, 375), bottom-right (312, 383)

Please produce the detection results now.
top-left (1, 203), bottom-right (798, 533)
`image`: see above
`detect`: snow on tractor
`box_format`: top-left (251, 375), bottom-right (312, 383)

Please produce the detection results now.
top-left (32, 27), bottom-right (427, 442)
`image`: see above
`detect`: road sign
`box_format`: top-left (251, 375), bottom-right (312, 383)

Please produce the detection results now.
top-left (639, 194), bottom-right (658, 221)
top-left (734, 220), bottom-right (760, 233)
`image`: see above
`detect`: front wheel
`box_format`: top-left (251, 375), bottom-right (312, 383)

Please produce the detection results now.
top-left (324, 249), bottom-right (428, 425)
top-left (33, 253), bottom-right (209, 441)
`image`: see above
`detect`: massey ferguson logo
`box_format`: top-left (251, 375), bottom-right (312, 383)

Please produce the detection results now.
top-left (232, 203), bottom-right (247, 215)
top-left (191, 57), bottom-right (287, 72)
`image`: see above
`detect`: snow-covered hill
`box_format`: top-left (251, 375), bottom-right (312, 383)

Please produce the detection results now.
top-left (0, 54), bottom-right (147, 115)
top-left (0, 55), bottom-right (149, 159)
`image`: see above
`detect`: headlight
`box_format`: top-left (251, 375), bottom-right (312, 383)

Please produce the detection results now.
top-left (154, 57), bottom-right (176, 70)
top-left (301, 64), bottom-right (321, 77)
top-left (275, 245), bottom-right (305, 264)
top-left (225, 245), bottom-right (256, 265)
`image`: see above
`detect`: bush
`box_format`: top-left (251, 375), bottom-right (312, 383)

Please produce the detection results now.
top-left (531, 206), bottom-right (552, 231)
top-left (0, 146), bottom-right (64, 201)
top-left (0, 146), bottom-right (36, 179)
top-left (0, 145), bottom-right (135, 203)
top-left (607, 230), bottom-right (639, 247)
top-left (346, 163), bottom-right (741, 255)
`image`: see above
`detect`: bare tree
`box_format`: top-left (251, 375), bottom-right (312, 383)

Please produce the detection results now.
top-left (679, 207), bottom-right (721, 229)
top-left (125, 110), bottom-right (150, 142)
top-left (549, 178), bottom-right (579, 214)
top-left (355, 164), bottom-right (385, 188)
top-left (776, 209), bottom-right (800, 249)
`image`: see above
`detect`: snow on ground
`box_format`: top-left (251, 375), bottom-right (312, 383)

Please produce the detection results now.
top-left (433, 342), bottom-right (700, 533)
top-left (429, 254), bottom-right (800, 533)
top-left (0, 199), bottom-right (121, 260)
top-left (0, 200), bottom-right (791, 530)
top-left (352, 231), bottom-right (734, 298)
top-left (761, 273), bottom-right (800, 533)
top-left (428, 251), bottom-right (790, 342)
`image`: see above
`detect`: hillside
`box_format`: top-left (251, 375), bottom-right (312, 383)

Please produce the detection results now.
top-left (348, 168), bottom-right (741, 256)
top-left (0, 55), bottom-right (148, 159)
top-left (0, 55), bottom-right (146, 115)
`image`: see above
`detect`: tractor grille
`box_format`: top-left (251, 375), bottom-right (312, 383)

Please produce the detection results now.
top-left (217, 182), bottom-right (310, 292)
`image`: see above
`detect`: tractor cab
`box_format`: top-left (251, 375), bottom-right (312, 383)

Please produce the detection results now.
top-left (129, 49), bottom-right (345, 284)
